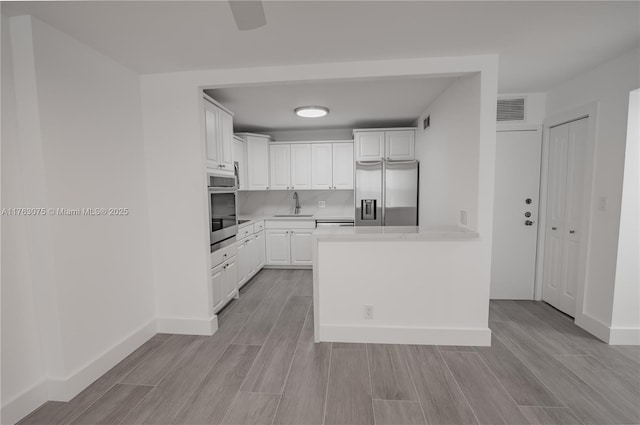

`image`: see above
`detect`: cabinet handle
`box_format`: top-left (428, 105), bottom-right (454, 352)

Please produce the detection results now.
top-left (329, 185), bottom-right (332, 189)
top-left (223, 253), bottom-right (227, 257)
top-left (552, 227), bottom-right (557, 230)
top-left (569, 230), bottom-right (576, 234)
top-left (266, 186), bottom-right (270, 190)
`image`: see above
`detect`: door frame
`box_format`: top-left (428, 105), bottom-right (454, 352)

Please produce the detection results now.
top-left (535, 101), bottom-right (600, 337)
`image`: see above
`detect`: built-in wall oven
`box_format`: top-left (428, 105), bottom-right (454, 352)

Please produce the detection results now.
top-left (208, 173), bottom-right (238, 252)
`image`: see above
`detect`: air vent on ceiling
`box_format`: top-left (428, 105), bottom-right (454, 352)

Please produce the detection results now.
top-left (497, 97), bottom-right (526, 122)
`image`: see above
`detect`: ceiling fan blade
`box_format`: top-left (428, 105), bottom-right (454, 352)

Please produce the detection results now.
top-left (228, 0), bottom-right (266, 31)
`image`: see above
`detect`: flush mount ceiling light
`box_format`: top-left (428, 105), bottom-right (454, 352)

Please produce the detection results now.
top-left (294, 106), bottom-right (329, 118)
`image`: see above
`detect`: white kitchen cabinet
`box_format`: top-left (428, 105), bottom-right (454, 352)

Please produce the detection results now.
top-left (290, 229), bottom-right (314, 266)
top-left (290, 144), bottom-right (312, 190)
top-left (223, 256), bottom-right (238, 301)
top-left (255, 231), bottom-right (266, 269)
top-left (265, 220), bottom-right (315, 267)
top-left (236, 222), bottom-right (266, 288)
top-left (233, 136), bottom-right (247, 190)
top-left (203, 97), bottom-right (234, 173)
top-left (311, 143), bottom-right (333, 189)
top-left (238, 133), bottom-right (271, 190)
top-left (354, 131), bottom-right (385, 161)
top-left (270, 144), bottom-right (291, 190)
top-left (311, 142), bottom-right (354, 190)
top-left (354, 128), bottom-right (416, 161)
top-left (332, 143), bottom-right (354, 189)
top-left (385, 130), bottom-right (415, 160)
top-left (211, 263), bottom-right (225, 313)
top-left (265, 229), bottom-right (291, 265)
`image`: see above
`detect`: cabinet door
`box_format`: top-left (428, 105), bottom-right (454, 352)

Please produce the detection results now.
top-left (266, 229), bottom-right (290, 265)
top-left (270, 144), bottom-right (291, 190)
top-left (211, 263), bottom-right (225, 313)
top-left (290, 230), bottom-right (314, 266)
top-left (224, 257), bottom-right (238, 302)
top-left (385, 130), bottom-right (415, 160)
top-left (237, 239), bottom-right (249, 288)
top-left (247, 136), bottom-right (270, 190)
top-left (332, 143), bottom-right (354, 189)
top-left (355, 131), bottom-right (384, 161)
top-left (290, 144), bottom-right (312, 190)
top-left (218, 110), bottom-right (234, 171)
top-left (204, 102), bottom-right (220, 169)
top-left (233, 137), bottom-right (247, 190)
top-left (246, 236), bottom-right (256, 277)
top-left (311, 143), bottom-right (333, 190)
top-left (255, 231), bottom-right (266, 270)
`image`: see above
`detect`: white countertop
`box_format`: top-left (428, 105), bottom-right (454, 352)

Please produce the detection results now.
top-left (313, 225), bottom-right (479, 241)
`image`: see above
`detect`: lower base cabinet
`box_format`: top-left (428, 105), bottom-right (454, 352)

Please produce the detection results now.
top-left (265, 224), bottom-right (315, 266)
top-left (211, 255), bottom-right (238, 313)
top-left (237, 224), bottom-right (266, 288)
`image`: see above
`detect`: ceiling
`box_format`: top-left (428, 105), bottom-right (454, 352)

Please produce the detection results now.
top-left (206, 75), bottom-right (458, 132)
top-left (2, 1), bottom-right (639, 93)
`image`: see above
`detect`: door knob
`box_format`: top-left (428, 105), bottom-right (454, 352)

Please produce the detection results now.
top-left (525, 220), bottom-right (534, 226)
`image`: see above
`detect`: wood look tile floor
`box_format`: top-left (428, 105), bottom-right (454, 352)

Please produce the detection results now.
top-left (20, 270), bottom-right (640, 425)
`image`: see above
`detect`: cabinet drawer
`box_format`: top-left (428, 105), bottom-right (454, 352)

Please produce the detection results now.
top-left (253, 220), bottom-right (265, 232)
top-left (238, 224), bottom-right (254, 240)
top-left (211, 242), bottom-right (237, 269)
top-left (265, 220), bottom-right (316, 229)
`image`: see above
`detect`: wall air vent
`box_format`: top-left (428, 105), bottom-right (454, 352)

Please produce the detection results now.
top-left (497, 97), bottom-right (526, 122)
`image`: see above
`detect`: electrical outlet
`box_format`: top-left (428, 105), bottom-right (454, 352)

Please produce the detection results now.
top-left (364, 305), bottom-right (374, 320)
top-left (318, 201), bottom-right (326, 208)
top-left (459, 210), bottom-right (468, 226)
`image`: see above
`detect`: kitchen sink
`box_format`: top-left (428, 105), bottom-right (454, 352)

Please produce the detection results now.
top-left (273, 214), bottom-right (313, 218)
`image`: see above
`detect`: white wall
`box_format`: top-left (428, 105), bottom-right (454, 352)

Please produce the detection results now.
top-left (610, 88), bottom-right (639, 344)
top-left (238, 190), bottom-right (353, 218)
top-left (1, 14), bottom-right (48, 422)
top-left (546, 48), bottom-right (640, 336)
top-left (267, 128), bottom-right (353, 142)
top-left (415, 74), bottom-right (481, 229)
top-left (2, 15), bottom-right (156, 422)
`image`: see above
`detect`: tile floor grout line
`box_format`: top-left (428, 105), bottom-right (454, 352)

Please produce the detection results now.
top-left (270, 301), bottom-right (312, 425)
top-left (437, 344), bottom-right (482, 425)
top-left (321, 343), bottom-right (334, 425)
top-left (490, 326), bottom-right (587, 425)
top-left (401, 346), bottom-right (429, 425)
top-left (365, 343), bottom-right (377, 425)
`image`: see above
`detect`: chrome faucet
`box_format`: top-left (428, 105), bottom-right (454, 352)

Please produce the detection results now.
top-left (293, 191), bottom-right (301, 215)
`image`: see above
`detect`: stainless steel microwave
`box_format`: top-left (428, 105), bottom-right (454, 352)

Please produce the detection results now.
top-left (208, 173), bottom-right (237, 251)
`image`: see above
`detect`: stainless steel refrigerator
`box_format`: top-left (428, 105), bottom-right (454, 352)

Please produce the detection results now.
top-left (355, 160), bottom-right (419, 226)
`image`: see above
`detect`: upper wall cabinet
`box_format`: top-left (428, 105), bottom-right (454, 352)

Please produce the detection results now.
top-left (311, 142), bottom-right (354, 190)
top-left (354, 128), bottom-right (416, 161)
top-left (270, 143), bottom-right (313, 190)
top-left (203, 96), bottom-right (234, 173)
top-left (236, 133), bottom-right (272, 190)
top-left (290, 144), bottom-right (312, 190)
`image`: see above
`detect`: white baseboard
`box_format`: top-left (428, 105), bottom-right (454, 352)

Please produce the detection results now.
top-left (576, 312), bottom-right (611, 343)
top-left (156, 314), bottom-right (218, 336)
top-left (609, 327), bottom-right (640, 345)
top-left (1, 379), bottom-right (49, 425)
top-left (319, 324), bottom-right (491, 346)
top-left (1, 319), bottom-right (156, 424)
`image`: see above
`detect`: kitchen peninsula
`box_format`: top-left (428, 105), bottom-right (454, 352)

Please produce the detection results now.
top-left (312, 225), bottom-right (492, 346)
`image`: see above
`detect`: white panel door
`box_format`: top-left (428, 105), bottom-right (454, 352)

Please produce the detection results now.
top-left (490, 130), bottom-right (542, 299)
top-left (270, 144), bottom-right (291, 190)
top-left (233, 137), bottom-right (247, 190)
top-left (290, 144), bottom-right (312, 190)
top-left (204, 102), bottom-right (220, 169)
top-left (255, 231), bottom-right (265, 269)
top-left (311, 143), bottom-right (333, 189)
top-left (385, 130), bottom-right (415, 160)
top-left (218, 109), bottom-right (234, 172)
top-left (237, 239), bottom-right (249, 287)
top-left (558, 118), bottom-right (588, 316)
top-left (211, 263), bottom-right (225, 313)
top-left (355, 131), bottom-right (385, 161)
top-left (543, 124), bottom-right (569, 311)
top-left (332, 143), bottom-right (354, 189)
top-left (290, 230), bottom-right (313, 266)
top-left (224, 257), bottom-right (238, 301)
top-left (266, 229), bottom-right (290, 265)
top-left (246, 136), bottom-right (270, 190)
